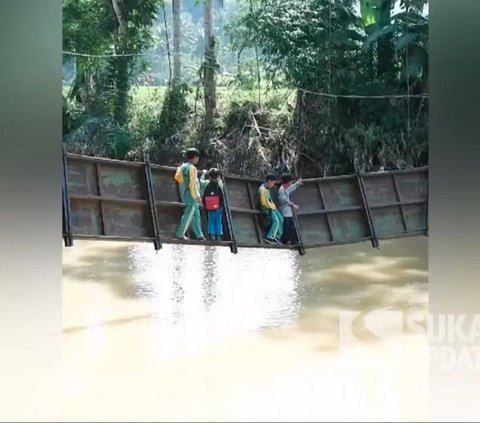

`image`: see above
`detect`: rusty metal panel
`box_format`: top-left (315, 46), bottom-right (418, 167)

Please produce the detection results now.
top-left (320, 177), bottom-right (362, 208)
top-left (361, 174), bottom-right (398, 205)
top-left (297, 214), bottom-right (331, 244)
top-left (292, 183), bottom-right (324, 212)
top-left (101, 203), bottom-right (153, 237)
top-left (98, 164), bottom-right (146, 200)
top-left (362, 169), bottom-right (428, 238)
top-left (395, 170), bottom-right (428, 202)
top-left (370, 206), bottom-right (406, 236)
top-left (220, 179), bottom-right (264, 245)
top-left (294, 177), bottom-right (370, 245)
top-left (64, 153), bottom-right (428, 252)
top-left (67, 159), bottom-right (98, 195)
top-left (155, 204), bottom-right (183, 238)
top-left (151, 167), bottom-right (179, 202)
top-left (404, 203), bottom-right (427, 232)
top-left (227, 179), bottom-right (251, 209)
top-left (231, 211), bottom-right (258, 243)
top-left (70, 199), bottom-right (102, 235)
top-left (328, 210), bottom-right (371, 241)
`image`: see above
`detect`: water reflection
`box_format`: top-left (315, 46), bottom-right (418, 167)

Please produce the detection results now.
top-left (63, 237), bottom-right (428, 421)
top-left (201, 247), bottom-right (218, 311)
top-left (121, 243), bottom-right (301, 337)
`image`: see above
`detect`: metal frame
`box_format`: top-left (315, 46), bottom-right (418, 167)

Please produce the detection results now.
top-left (356, 171), bottom-right (380, 248)
top-left (63, 153), bottom-right (429, 253)
top-left (217, 165), bottom-right (238, 254)
top-left (144, 154), bottom-right (162, 251)
top-left (62, 146), bottom-right (73, 247)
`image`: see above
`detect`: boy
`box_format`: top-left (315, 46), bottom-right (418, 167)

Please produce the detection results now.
top-left (258, 174), bottom-right (284, 244)
top-left (278, 174), bottom-right (303, 245)
top-left (202, 168), bottom-right (225, 241)
top-left (174, 148), bottom-right (206, 240)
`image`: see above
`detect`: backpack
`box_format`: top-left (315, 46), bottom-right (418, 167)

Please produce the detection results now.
top-left (204, 184), bottom-right (221, 211)
top-left (204, 194), bottom-right (221, 211)
top-left (174, 164), bottom-right (186, 184)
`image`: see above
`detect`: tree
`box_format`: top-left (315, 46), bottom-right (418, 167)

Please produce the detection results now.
top-left (172, 0), bottom-right (182, 80)
top-left (228, 0), bottom-right (428, 174)
top-left (64, 0), bottom-right (162, 124)
top-left (63, 0), bottom-right (164, 158)
top-left (203, 0), bottom-right (217, 130)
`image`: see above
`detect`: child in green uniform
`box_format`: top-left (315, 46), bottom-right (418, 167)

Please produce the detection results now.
top-left (258, 174), bottom-right (284, 244)
top-left (174, 148), bottom-right (206, 240)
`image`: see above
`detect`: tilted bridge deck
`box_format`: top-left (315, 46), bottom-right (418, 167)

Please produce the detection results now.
top-left (62, 152), bottom-right (428, 255)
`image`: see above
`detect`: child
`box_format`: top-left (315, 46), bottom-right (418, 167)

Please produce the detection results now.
top-left (258, 174), bottom-right (284, 244)
top-left (278, 174), bottom-right (303, 244)
top-left (202, 168), bottom-right (225, 241)
top-left (174, 148), bottom-right (206, 240)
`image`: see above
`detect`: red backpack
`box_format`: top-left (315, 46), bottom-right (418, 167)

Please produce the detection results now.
top-left (204, 194), bottom-right (220, 211)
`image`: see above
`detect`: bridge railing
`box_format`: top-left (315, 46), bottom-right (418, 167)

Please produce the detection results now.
top-left (62, 152), bottom-right (428, 254)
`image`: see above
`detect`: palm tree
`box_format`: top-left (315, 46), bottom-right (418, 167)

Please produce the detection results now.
top-left (203, 0), bottom-right (216, 130)
top-left (172, 0), bottom-right (182, 81)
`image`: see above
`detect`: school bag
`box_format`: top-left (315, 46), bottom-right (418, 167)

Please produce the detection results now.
top-left (204, 186), bottom-right (221, 211)
top-left (174, 163), bottom-right (186, 184)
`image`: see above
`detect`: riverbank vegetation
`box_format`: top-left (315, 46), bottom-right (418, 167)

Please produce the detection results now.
top-left (63, 0), bottom-right (428, 177)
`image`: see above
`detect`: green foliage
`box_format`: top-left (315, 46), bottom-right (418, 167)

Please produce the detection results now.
top-left (65, 117), bottom-right (133, 159)
top-left (63, 0), bottom-right (428, 177)
top-left (227, 0), bottom-right (428, 175)
top-left (63, 0), bottom-right (163, 125)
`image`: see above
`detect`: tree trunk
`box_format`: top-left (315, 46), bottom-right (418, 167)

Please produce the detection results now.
top-left (111, 0), bottom-right (129, 124)
top-left (172, 0), bottom-right (181, 81)
top-left (203, 0), bottom-right (216, 131)
top-left (377, 0), bottom-right (394, 82)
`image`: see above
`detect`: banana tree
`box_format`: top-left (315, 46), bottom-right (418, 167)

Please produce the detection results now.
top-left (363, 0), bottom-right (428, 89)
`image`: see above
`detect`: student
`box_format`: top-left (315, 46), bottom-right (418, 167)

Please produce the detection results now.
top-left (202, 168), bottom-right (225, 241)
top-left (199, 169), bottom-right (211, 197)
top-left (258, 174), bottom-right (284, 244)
top-left (278, 174), bottom-right (303, 245)
top-left (174, 148), bottom-right (206, 240)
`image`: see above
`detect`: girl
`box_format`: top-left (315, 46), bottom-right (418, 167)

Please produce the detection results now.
top-left (202, 168), bottom-right (225, 241)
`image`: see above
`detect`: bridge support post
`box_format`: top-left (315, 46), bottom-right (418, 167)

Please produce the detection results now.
top-left (425, 168), bottom-right (429, 237)
top-left (144, 154), bottom-right (162, 251)
top-left (291, 207), bottom-right (306, 256)
top-left (62, 145), bottom-right (73, 247)
top-left (218, 165), bottom-right (238, 254)
top-left (356, 171), bottom-right (380, 249)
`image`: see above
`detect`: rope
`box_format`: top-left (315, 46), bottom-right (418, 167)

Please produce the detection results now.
top-left (295, 87), bottom-right (427, 99)
top-left (62, 50), bottom-right (429, 100)
top-left (63, 50), bottom-right (213, 59)
top-left (328, 0), bottom-right (333, 119)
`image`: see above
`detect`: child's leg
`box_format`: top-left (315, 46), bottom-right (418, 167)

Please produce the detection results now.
top-left (207, 211), bottom-right (215, 237)
top-left (191, 203), bottom-right (204, 239)
top-left (176, 203), bottom-right (196, 238)
top-left (277, 212), bottom-right (284, 240)
top-left (283, 217), bottom-right (296, 243)
top-left (267, 210), bottom-right (281, 240)
top-left (281, 217), bottom-right (289, 243)
top-left (215, 209), bottom-right (224, 238)
top-left (271, 210), bottom-right (284, 240)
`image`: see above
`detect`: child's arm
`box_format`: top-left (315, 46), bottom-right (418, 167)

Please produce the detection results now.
top-left (199, 171), bottom-right (209, 197)
top-left (288, 179), bottom-right (303, 194)
top-left (174, 165), bottom-right (184, 184)
top-left (278, 187), bottom-right (292, 207)
top-left (189, 166), bottom-right (200, 200)
top-left (259, 186), bottom-right (276, 210)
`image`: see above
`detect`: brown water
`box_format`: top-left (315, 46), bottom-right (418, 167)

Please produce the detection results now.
top-left (63, 237), bottom-right (428, 421)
